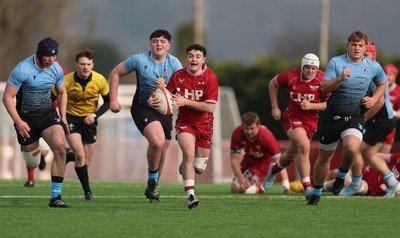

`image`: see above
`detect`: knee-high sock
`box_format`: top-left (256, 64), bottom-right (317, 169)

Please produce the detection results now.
top-left (27, 166), bottom-right (34, 182)
top-left (75, 165), bottom-right (91, 193)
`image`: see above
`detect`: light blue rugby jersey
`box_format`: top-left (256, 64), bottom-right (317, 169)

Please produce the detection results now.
top-left (324, 54), bottom-right (386, 115)
top-left (7, 55), bottom-right (65, 113)
top-left (368, 76), bottom-right (395, 119)
top-left (123, 51), bottom-right (182, 107)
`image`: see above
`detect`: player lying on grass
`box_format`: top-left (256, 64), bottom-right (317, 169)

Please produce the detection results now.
top-left (290, 152), bottom-right (400, 197)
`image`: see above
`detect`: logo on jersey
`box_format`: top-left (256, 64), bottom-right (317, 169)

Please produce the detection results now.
top-left (178, 88), bottom-right (204, 101)
top-left (309, 85), bottom-right (320, 91)
top-left (178, 78), bottom-right (185, 83)
top-left (33, 75), bottom-right (37, 80)
top-left (364, 68), bottom-right (369, 74)
top-left (290, 92), bottom-right (315, 102)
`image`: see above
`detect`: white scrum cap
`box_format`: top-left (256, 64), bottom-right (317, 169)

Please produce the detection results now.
top-left (301, 53), bottom-right (320, 69)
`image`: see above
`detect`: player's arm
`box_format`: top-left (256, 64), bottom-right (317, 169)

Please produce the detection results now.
top-left (2, 83), bottom-right (31, 138)
top-left (363, 81), bottom-right (386, 109)
top-left (55, 83), bottom-right (70, 135)
top-left (363, 93), bottom-right (384, 121)
top-left (173, 93), bottom-right (216, 113)
top-left (322, 68), bottom-right (350, 94)
top-left (108, 62), bottom-right (128, 113)
top-left (300, 100), bottom-right (327, 111)
top-left (94, 93), bottom-right (110, 118)
top-left (230, 151), bottom-right (250, 189)
top-left (269, 75), bottom-right (281, 121)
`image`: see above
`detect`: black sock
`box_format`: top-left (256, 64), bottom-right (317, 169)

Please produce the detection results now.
top-left (66, 150), bottom-right (75, 163)
top-left (75, 165), bottom-right (91, 193)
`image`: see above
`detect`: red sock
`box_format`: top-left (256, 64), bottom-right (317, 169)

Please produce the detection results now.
top-left (27, 166), bottom-right (34, 182)
top-left (390, 153), bottom-right (400, 164)
top-left (302, 181), bottom-right (312, 189)
top-left (271, 163), bottom-right (283, 174)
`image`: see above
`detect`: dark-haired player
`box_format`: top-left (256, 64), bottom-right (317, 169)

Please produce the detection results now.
top-left (109, 30), bottom-right (182, 203)
top-left (3, 37), bottom-right (70, 207)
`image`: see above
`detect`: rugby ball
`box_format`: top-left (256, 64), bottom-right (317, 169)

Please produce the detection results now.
top-left (153, 87), bottom-right (174, 116)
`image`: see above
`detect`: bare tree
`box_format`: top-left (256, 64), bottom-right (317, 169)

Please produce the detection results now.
top-left (0, 0), bottom-right (75, 81)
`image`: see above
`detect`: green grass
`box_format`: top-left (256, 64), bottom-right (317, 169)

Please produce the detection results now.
top-left (1, 180), bottom-right (399, 238)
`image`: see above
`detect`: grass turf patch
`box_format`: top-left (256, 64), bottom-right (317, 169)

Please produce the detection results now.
top-left (0, 180), bottom-right (399, 238)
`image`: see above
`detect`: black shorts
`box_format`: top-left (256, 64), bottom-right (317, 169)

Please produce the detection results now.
top-left (67, 114), bottom-right (98, 144)
top-left (363, 117), bottom-right (395, 146)
top-left (131, 104), bottom-right (172, 140)
top-left (16, 109), bottom-right (62, 146)
top-left (318, 110), bottom-right (365, 145)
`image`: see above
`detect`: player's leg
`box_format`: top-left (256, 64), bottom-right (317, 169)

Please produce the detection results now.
top-left (142, 121), bottom-right (165, 203)
top-left (331, 131), bottom-right (362, 195)
top-left (263, 139), bottom-right (298, 191)
top-left (21, 140), bottom-right (41, 187)
top-left (307, 148), bottom-right (335, 205)
top-left (42, 124), bottom-right (68, 208)
top-left (38, 138), bottom-right (50, 170)
top-left (177, 132), bottom-right (199, 209)
top-left (338, 152), bottom-right (364, 196)
top-left (24, 166), bottom-right (35, 188)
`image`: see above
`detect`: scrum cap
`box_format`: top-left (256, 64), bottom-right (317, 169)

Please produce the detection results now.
top-left (365, 41), bottom-right (377, 60)
top-left (384, 64), bottom-right (398, 79)
top-left (36, 37), bottom-right (58, 65)
top-left (301, 53), bottom-right (320, 70)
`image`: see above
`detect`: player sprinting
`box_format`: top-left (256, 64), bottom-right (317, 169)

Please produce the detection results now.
top-left (3, 37), bottom-right (70, 208)
top-left (263, 53), bottom-right (329, 200)
top-left (337, 41), bottom-right (400, 197)
top-left (62, 49), bottom-right (110, 201)
top-left (109, 29), bottom-right (182, 203)
top-left (163, 44), bottom-right (218, 209)
top-left (307, 30), bottom-right (387, 205)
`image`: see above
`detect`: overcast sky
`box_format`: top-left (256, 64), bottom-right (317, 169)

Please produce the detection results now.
top-left (74, 0), bottom-right (400, 64)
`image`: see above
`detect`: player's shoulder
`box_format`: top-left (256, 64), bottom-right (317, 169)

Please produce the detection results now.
top-left (203, 65), bottom-right (218, 82)
top-left (258, 125), bottom-right (273, 135)
top-left (51, 61), bottom-right (65, 76)
top-left (231, 126), bottom-right (245, 141)
top-left (127, 51), bottom-right (150, 63)
top-left (166, 53), bottom-right (181, 62)
top-left (279, 68), bottom-right (300, 78)
top-left (91, 70), bottom-right (107, 81)
top-left (315, 70), bottom-right (325, 80)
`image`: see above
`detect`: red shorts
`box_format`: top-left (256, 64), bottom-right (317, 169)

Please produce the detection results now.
top-left (384, 128), bottom-right (396, 145)
top-left (282, 116), bottom-right (317, 140)
top-left (175, 120), bottom-right (213, 149)
top-left (240, 158), bottom-right (274, 184)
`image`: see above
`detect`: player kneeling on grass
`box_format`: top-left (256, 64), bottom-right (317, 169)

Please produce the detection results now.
top-left (230, 112), bottom-right (290, 194)
top-left (150, 44), bottom-right (219, 209)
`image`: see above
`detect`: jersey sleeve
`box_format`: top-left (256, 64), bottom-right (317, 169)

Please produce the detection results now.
top-left (275, 71), bottom-right (289, 88)
top-left (7, 67), bottom-right (25, 89)
top-left (123, 54), bottom-right (139, 73)
top-left (259, 126), bottom-right (280, 156)
top-left (230, 127), bottom-right (242, 154)
top-left (203, 68), bottom-right (219, 103)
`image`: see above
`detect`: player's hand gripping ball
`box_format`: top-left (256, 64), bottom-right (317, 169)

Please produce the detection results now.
top-left (153, 87), bottom-right (174, 116)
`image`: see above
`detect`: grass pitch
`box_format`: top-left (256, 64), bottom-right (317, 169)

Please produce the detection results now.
top-left (0, 179), bottom-right (399, 238)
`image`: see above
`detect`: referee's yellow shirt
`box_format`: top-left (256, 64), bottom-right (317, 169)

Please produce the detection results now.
top-left (63, 71), bottom-right (109, 117)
